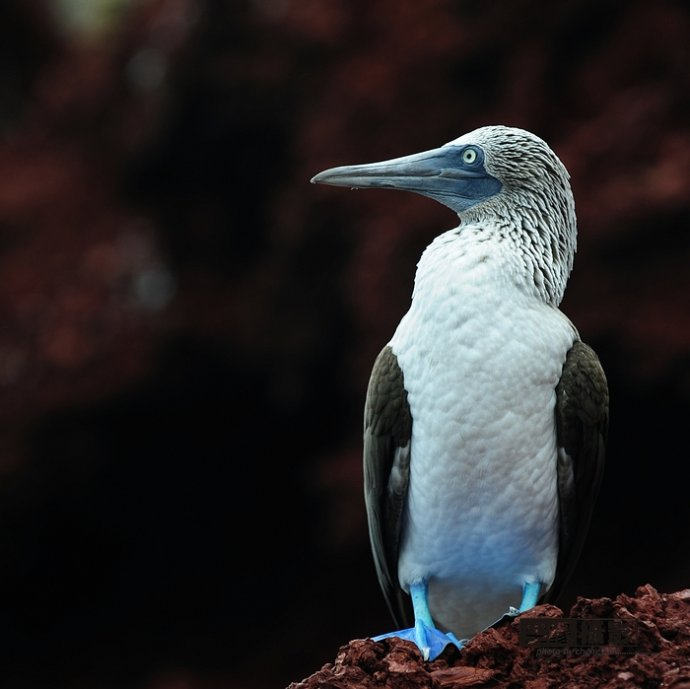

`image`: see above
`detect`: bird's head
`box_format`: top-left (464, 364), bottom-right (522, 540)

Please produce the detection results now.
top-left (312, 125), bottom-right (577, 304)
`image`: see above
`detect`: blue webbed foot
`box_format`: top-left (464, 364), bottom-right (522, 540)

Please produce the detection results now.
top-left (372, 622), bottom-right (463, 661)
top-left (371, 580), bottom-right (464, 661)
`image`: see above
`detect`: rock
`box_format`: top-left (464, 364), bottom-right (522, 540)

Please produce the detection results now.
top-left (289, 586), bottom-right (690, 689)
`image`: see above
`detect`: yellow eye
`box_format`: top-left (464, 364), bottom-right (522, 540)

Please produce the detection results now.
top-left (462, 148), bottom-right (478, 164)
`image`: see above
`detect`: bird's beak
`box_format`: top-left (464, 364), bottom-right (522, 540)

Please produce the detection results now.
top-left (311, 145), bottom-right (501, 214)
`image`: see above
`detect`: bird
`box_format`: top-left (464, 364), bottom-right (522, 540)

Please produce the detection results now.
top-left (311, 125), bottom-right (608, 661)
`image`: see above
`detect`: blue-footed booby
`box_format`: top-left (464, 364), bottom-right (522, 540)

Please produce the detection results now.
top-left (311, 126), bottom-right (608, 661)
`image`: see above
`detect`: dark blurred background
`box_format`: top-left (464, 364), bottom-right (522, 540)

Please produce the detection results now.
top-left (0, 1), bottom-right (689, 687)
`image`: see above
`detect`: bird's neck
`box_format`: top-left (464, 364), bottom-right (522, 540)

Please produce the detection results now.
top-left (412, 221), bottom-right (572, 308)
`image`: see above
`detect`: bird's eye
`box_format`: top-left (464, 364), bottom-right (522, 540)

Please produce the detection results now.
top-left (462, 148), bottom-right (478, 165)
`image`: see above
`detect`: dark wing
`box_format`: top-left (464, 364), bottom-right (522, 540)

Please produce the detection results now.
top-left (543, 339), bottom-right (609, 603)
top-left (363, 345), bottom-right (413, 627)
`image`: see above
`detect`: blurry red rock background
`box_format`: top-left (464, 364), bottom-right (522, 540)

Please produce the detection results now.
top-left (0, 1), bottom-right (688, 688)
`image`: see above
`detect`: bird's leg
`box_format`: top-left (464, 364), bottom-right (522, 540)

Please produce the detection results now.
top-left (410, 580), bottom-right (436, 659)
top-left (518, 580), bottom-right (542, 612)
top-left (484, 580), bottom-right (544, 633)
top-left (372, 580), bottom-right (463, 661)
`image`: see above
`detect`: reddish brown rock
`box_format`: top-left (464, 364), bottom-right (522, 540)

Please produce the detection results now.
top-left (290, 586), bottom-right (690, 689)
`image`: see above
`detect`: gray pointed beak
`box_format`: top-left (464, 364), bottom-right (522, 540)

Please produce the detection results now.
top-left (311, 145), bottom-right (501, 214)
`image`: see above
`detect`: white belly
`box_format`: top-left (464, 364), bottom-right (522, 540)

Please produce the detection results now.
top-left (390, 282), bottom-right (576, 639)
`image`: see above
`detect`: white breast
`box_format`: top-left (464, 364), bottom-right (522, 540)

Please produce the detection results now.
top-left (389, 226), bottom-right (577, 638)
